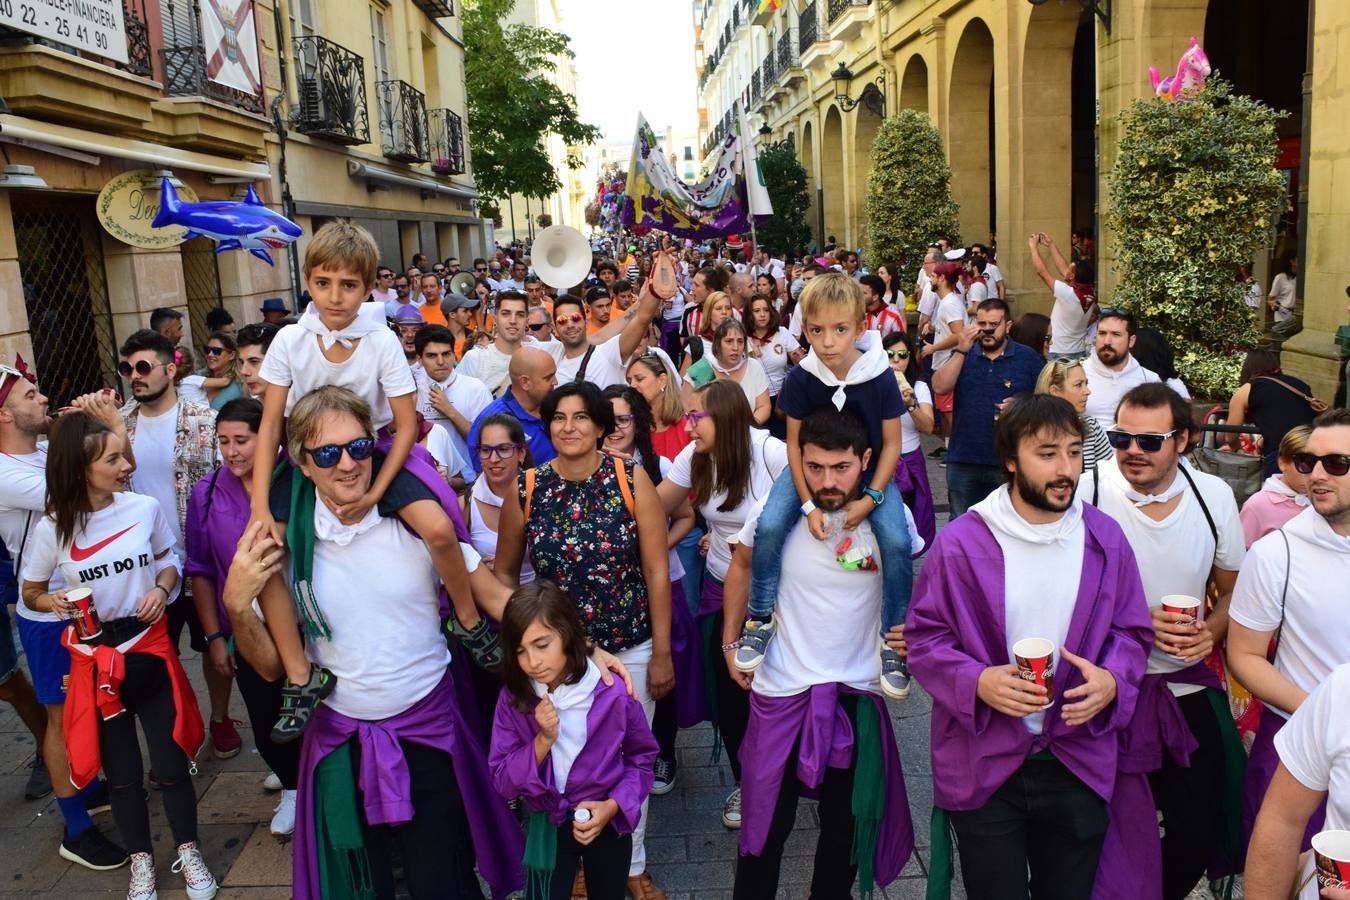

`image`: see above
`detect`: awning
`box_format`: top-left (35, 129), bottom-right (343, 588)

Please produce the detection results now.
top-left (346, 159), bottom-right (479, 201)
top-left (0, 113), bottom-right (271, 180)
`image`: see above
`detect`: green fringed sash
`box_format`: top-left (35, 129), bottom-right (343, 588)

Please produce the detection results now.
top-left (1207, 686), bottom-right (1248, 900)
top-left (273, 460), bottom-right (332, 641)
top-left (314, 742), bottom-right (374, 900)
top-left (524, 811), bottom-right (559, 900)
top-left (850, 699), bottom-right (885, 899)
top-left (926, 807), bottom-right (956, 900)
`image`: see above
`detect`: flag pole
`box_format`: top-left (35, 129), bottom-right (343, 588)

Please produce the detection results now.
top-left (737, 102), bottom-right (759, 263)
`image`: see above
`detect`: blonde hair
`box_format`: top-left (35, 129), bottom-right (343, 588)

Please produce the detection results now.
top-left (798, 271), bottom-right (865, 323)
top-left (303, 220), bottom-right (379, 289)
top-left (700, 291), bottom-right (732, 338)
top-left (626, 353), bottom-right (684, 427)
top-left (286, 385), bottom-right (374, 466)
top-left (1035, 358), bottom-right (1086, 396)
top-left (1278, 424), bottom-right (1312, 461)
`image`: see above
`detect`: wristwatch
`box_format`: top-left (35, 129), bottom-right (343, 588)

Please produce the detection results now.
top-left (800, 499), bottom-right (817, 516)
top-left (862, 487), bottom-right (884, 507)
top-left (203, 631), bottom-right (226, 645)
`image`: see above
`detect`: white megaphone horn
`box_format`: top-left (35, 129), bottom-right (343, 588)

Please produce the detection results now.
top-left (532, 225), bottom-right (593, 291)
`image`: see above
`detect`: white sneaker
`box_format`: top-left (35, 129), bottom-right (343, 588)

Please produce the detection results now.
top-left (126, 852), bottom-right (156, 900)
top-left (721, 786), bottom-right (742, 830)
top-left (270, 789), bottom-right (297, 837)
top-left (171, 842), bottom-right (217, 900)
top-left (262, 772), bottom-right (283, 792)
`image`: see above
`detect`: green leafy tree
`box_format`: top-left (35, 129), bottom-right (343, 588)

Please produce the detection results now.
top-left (863, 109), bottom-right (961, 290)
top-left (463, 0), bottom-right (601, 203)
top-left (1107, 77), bottom-right (1285, 396)
top-left (755, 142), bottom-right (811, 253)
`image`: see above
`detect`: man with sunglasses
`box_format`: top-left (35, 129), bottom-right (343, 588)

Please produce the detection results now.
top-left (415, 324), bottom-right (492, 470)
top-left (1228, 407), bottom-right (1350, 852)
top-left (115, 331), bottom-right (235, 754)
top-left (1080, 383), bottom-right (1247, 899)
top-left (372, 266), bottom-right (398, 313)
top-left (1081, 309), bottom-right (1161, 430)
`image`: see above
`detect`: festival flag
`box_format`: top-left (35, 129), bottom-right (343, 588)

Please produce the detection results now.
top-left (756, 0), bottom-right (781, 14)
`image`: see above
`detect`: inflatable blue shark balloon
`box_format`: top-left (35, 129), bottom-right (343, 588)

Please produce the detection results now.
top-left (151, 178), bottom-right (301, 265)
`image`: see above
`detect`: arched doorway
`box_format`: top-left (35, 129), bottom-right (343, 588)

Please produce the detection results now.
top-left (949, 18), bottom-right (995, 245)
top-left (800, 120), bottom-right (819, 248)
top-left (851, 91), bottom-right (883, 251)
top-left (822, 104), bottom-right (846, 251)
top-left (900, 53), bottom-right (928, 114)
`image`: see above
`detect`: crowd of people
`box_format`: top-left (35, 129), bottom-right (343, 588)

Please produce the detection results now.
top-left (0, 220), bottom-right (1346, 900)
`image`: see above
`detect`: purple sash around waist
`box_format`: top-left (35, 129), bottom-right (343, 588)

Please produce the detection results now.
top-left (669, 581), bottom-right (708, 727)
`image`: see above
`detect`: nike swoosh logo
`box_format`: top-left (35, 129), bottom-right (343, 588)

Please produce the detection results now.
top-left (70, 525), bottom-right (137, 562)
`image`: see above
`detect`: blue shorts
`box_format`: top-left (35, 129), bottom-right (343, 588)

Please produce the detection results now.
top-left (15, 615), bottom-right (69, 705)
top-left (0, 602), bottom-right (18, 685)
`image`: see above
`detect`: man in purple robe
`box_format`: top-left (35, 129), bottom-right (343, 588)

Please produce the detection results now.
top-left (720, 407), bottom-right (917, 899)
top-left (906, 394), bottom-right (1153, 900)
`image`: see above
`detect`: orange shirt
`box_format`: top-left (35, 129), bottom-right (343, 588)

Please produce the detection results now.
top-left (420, 303), bottom-right (448, 327)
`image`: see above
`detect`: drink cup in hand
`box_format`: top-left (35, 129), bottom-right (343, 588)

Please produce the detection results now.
top-left (66, 587), bottom-right (103, 641)
top-left (1160, 594), bottom-right (1202, 625)
top-left (1313, 831), bottom-right (1350, 890)
top-left (1013, 638), bottom-right (1056, 702)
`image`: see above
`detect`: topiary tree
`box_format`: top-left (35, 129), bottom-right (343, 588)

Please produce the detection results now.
top-left (863, 109), bottom-right (961, 290)
top-left (1107, 77), bottom-right (1285, 397)
top-left (755, 141), bottom-right (812, 254)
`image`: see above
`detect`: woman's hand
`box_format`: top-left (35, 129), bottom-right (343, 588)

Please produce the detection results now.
top-left (572, 798), bottom-right (619, 846)
top-left (591, 645), bottom-right (636, 698)
top-left (135, 586), bottom-right (169, 624)
top-left (648, 651), bottom-right (675, 701)
top-left (698, 533), bottom-right (711, 557)
top-left (225, 521), bottom-right (286, 617)
top-left (46, 589), bottom-right (75, 619)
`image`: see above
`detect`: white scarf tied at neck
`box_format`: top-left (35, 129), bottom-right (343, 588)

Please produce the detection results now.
top-left (710, 352), bottom-right (748, 377)
top-left (1122, 473), bottom-right (1187, 508)
top-left (797, 330), bottom-right (891, 410)
top-left (1263, 474), bottom-right (1311, 508)
top-left (313, 495), bottom-right (382, 546)
top-left (300, 300), bottom-right (387, 350)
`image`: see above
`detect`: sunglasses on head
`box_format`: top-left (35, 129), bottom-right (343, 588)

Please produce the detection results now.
top-left (303, 437), bottom-right (376, 469)
top-left (477, 442), bottom-right (523, 460)
top-left (118, 360), bottom-right (167, 378)
top-left (886, 349), bottom-right (909, 360)
top-left (1098, 307), bottom-right (1129, 319)
top-left (1105, 428), bottom-right (1180, 453)
top-left (1292, 452), bottom-right (1350, 477)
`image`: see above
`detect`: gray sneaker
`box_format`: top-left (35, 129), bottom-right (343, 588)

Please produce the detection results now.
top-left (880, 646), bottom-right (912, 700)
top-left (733, 617), bottom-right (777, 672)
top-left (721, 786), bottom-right (742, 829)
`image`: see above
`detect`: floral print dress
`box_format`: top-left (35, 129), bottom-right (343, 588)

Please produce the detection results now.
top-left (520, 455), bottom-right (652, 652)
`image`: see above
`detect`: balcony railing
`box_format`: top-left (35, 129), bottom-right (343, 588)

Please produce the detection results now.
top-left (429, 108), bottom-right (466, 175)
top-left (799, 2), bottom-right (819, 53)
top-left (761, 51), bottom-right (777, 85)
top-left (751, 69), bottom-right (761, 103)
top-left (293, 35), bottom-right (369, 146)
top-left (160, 0), bottom-right (264, 114)
top-left (376, 79), bottom-right (430, 162)
top-left (776, 30), bottom-right (796, 75)
top-left (827, 0), bottom-right (870, 24)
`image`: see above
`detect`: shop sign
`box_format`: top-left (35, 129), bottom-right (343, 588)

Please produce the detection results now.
top-left (0, 0), bottom-right (129, 64)
top-left (97, 170), bottom-right (200, 249)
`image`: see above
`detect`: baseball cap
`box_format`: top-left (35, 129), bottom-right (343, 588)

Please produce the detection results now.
top-left (441, 292), bottom-right (480, 314)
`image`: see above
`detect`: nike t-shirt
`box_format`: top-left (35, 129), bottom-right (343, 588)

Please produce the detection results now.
top-left (22, 492), bottom-right (179, 622)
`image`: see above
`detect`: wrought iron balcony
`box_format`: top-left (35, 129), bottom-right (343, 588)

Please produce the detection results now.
top-left (751, 69), bottom-right (761, 103)
top-left (761, 51), bottom-right (777, 85)
top-left (293, 35), bottom-right (369, 146)
top-left (799, 2), bottom-right (819, 54)
top-left (776, 31), bottom-right (797, 76)
top-left (827, 0), bottom-right (870, 24)
top-left (159, 0), bottom-right (264, 114)
top-left (429, 108), bottom-right (466, 175)
top-left (375, 78), bottom-right (430, 162)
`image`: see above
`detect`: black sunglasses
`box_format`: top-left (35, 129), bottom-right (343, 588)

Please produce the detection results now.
top-left (1292, 452), bottom-right (1350, 477)
top-left (204, 346), bottom-right (227, 357)
top-left (303, 437), bottom-right (376, 469)
top-left (1105, 428), bottom-right (1180, 453)
top-left (118, 360), bottom-right (167, 378)
top-left (527, 322), bottom-right (550, 331)
top-left (1098, 307), bottom-right (1130, 318)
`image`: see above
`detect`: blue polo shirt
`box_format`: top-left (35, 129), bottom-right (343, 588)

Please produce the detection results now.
top-left (946, 339), bottom-right (1045, 467)
top-left (778, 365), bottom-right (902, 482)
top-left (466, 389), bottom-right (555, 474)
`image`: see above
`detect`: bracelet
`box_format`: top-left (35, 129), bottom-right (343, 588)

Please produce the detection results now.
top-left (152, 584), bottom-right (171, 601)
top-left (721, 640), bottom-right (742, 652)
top-left (952, 348), bottom-right (967, 356)
top-left (203, 631), bottom-right (226, 644)
top-left (800, 499), bottom-right (817, 516)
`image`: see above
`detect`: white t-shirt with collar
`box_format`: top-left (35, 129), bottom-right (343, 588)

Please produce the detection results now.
top-left (416, 368), bottom-right (493, 465)
top-left (129, 405), bottom-right (184, 564)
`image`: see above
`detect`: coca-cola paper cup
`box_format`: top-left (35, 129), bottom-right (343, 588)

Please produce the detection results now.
top-left (1313, 830), bottom-right (1350, 891)
top-left (65, 587), bottom-right (102, 641)
top-left (1160, 594), bottom-right (1202, 624)
top-left (1013, 638), bottom-right (1056, 701)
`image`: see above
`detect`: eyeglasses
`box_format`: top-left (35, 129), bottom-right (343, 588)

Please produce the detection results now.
top-left (886, 349), bottom-right (909, 360)
top-left (555, 313), bottom-right (585, 325)
top-left (118, 360), bottom-right (168, 378)
top-left (527, 322), bottom-right (550, 332)
top-left (204, 346), bottom-right (227, 357)
top-left (380, 272), bottom-right (394, 279)
top-left (613, 414), bottom-right (635, 430)
top-left (395, 283), bottom-right (410, 291)
top-left (1292, 452), bottom-right (1350, 477)
top-left (686, 410), bottom-right (711, 425)
top-left (1105, 428), bottom-right (1180, 453)
top-left (303, 437), bottom-right (376, 468)
top-left (475, 266), bottom-right (488, 273)
top-left (477, 442), bottom-right (524, 460)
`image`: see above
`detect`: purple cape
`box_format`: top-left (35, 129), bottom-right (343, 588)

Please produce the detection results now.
top-left (488, 679), bottom-right (658, 832)
top-left (893, 447), bottom-right (936, 555)
top-left (293, 666), bottom-right (524, 899)
top-left (669, 581), bottom-right (708, 727)
top-left (737, 684), bottom-right (915, 887)
top-left (904, 506), bottom-right (1154, 811)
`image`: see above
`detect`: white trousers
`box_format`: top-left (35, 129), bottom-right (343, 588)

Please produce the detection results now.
top-left (613, 639), bottom-right (655, 877)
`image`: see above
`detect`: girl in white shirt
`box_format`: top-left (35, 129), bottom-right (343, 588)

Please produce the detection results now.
top-left (462, 413), bottom-right (536, 582)
top-left (882, 332), bottom-right (936, 552)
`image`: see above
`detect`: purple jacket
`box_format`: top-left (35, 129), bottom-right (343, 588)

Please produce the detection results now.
top-left (184, 467), bottom-right (250, 635)
top-left (488, 679), bottom-right (658, 832)
top-left (905, 506), bottom-right (1153, 811)
top-left (293, 666), bottom-right (524, 899)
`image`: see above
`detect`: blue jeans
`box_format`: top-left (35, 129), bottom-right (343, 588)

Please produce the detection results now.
top-left (946, 462), bottom-right (1004, 520)
top-left (676, 527), bottom-right (705, 616)
top-left (748, 470), bottom-right (912, 636)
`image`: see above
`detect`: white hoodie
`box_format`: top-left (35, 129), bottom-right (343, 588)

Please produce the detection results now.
top-left (532, 658), bottom-right (602, 792)
top-left (797, 330), bottom-right (891, 411)
top-left (1082, 351), bottom-right (1161, 431)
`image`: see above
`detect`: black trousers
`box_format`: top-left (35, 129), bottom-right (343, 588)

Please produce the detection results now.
top-left (704, 610), bottom-right (750, 782)
top-left (651, 694), bottom-right (677, 762)
top-left (350, 738), bottom-right (484, 900)
top-left (949, 755), bottom-right (1108, 900)
top-left (98, 654), bottom-right (198, 853)
top-left (233, 649), bottom-right (301, 790)
top-left (733, 695), bottom-right (861, 900)
top-left (1150, 688), bottom-right (1228, 900)
top-left (532, 824), bottom-right (632, 900)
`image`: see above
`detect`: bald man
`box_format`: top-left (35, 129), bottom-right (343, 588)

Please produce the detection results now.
top-left (465, 346), bottom-right (559, 473)
top-left (728, 271), bottom-right (754, 317)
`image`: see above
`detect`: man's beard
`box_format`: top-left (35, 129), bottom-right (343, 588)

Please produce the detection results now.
top-left (132, 381), bottom-right (170, 405)
top-left (1014, 469), bottom-right (1076, 513)
top-left (1097, 345), bottom-right (1123, 366)
top-left (979, 333), bottom-right (1006, 353)
top-left (812, 486), bottom-right (855, 512)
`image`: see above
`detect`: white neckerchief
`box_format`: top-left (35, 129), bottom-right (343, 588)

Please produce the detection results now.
top-left (1262, 474), bottom-right (1310, 507)
top-left (471, 475), bottom-right (504, 509)
top-left (532, 659), bottom-right (601, 792)
top-left (710, 352), bottom-right (748, 377)
top-left (300, 301), bottom-right (387, 350)
top-left (797, 330), bottom-right (890, 410)
top-left (974, 484), bottom-right (1084, 546)
top-left (1122, 470), bottom-right (1187, 508)
top-left (313, 494), bottom-right (383, 546)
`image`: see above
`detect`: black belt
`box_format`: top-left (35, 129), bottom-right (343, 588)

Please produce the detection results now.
top-left (82, 615), bottom-right (149, 648)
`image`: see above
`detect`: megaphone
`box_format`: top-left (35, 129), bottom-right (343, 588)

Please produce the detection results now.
top-left (532, 225), bottom-right (592, 290)
top-left (448, 271), bottom-right (477, 297)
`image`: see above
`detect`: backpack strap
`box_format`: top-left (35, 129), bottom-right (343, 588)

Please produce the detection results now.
top-left (612, 457), bottom-right (636, 517)
top-left (574, 345), bottom-right (598, 384)
top-left (1176, 462), bottom-right (1218, 551)
top-left (523, 467), bottom-right (536, 520)
top-left (1269, 528), bottom-right (1291, 664)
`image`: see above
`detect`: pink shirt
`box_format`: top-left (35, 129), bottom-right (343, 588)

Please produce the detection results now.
top-left (1239, 478), bottom-right (1307, 548)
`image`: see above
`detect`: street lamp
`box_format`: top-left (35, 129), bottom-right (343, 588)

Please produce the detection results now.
top-left (830, 62), bottom-right (886, 117)
top-left (758, 123), bottom-right (772, 137)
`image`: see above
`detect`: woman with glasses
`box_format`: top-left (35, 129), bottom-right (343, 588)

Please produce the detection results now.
top-left (746, 294), bottom-right (803, 439)
top-left (1035, 357), bottom-right (1113, 472)
top-left (685, 319), bottom-right (772, 426)
top-left (603, 386), bottom-right (703, 798)
top-left (655, 380), bottom-right (788, 832)
top-left (882, 331), bottom-right (936, 551)
top-left (194, 332), bottom-right (244, 411)
top-left (463, 412), bottom-right (535, 581)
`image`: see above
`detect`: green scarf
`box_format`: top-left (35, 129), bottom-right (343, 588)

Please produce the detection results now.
top-left (850, 698), bottom-right (885, 898)
top-left (274, 461), bottom-right (332, 641)
top-left (524, 811), bottom-right (558, 899)
top-left (926, 807), bottom-right (956, 900)
top-left (1206, 687), bottom-right (1248, 900)
top-left (313, 742), bottom-right (374, 900)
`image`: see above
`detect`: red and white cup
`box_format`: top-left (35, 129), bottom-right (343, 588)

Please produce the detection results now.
top-left (1013, 638), bottom-right (1056, 702)
top-left (65, 587), bottom-right (102, 641)
top-left (1313, 830), bottom-right (1350, 891)
top-left (1161, 594), bottom-right (1202, 624)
